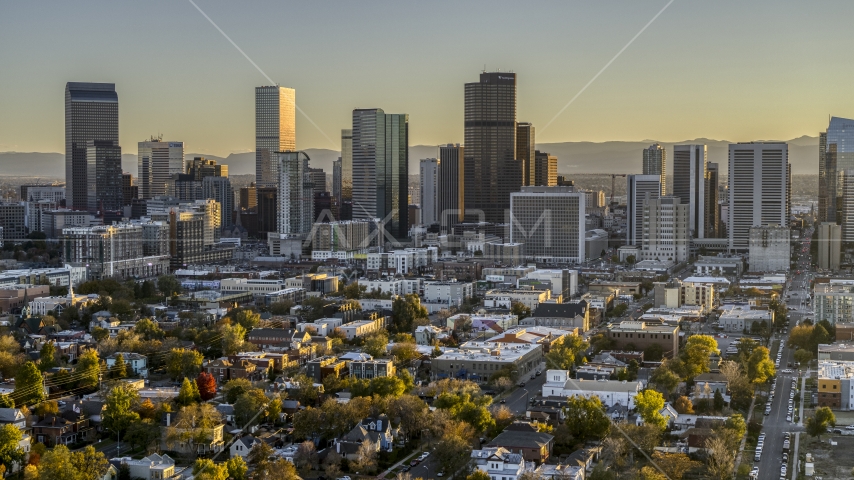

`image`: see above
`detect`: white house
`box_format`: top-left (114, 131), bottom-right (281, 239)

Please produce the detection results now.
top-left (106, 352), bottom-right (148, 376)
top-left (230, 435), bottom-right (261, 459)
top-left (112, 454), bottom-right (176, 480)
top-left (541, 370), bottom-right (641, 408)
top-left (470, 447), bottom-right (527, 480)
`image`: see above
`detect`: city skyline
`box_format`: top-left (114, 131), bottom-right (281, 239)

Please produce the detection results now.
top-left (3, 1), bottom-right (854, 156)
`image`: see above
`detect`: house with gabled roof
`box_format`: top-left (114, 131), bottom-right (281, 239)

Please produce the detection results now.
top-left (334, 415), bottom-right (396, 459)
top-left (230, 434), bottom-right (261, 459)
top-left (470, 447), bottom-right (526, 480)
top-left (487, 421), bottom-right (555, 463)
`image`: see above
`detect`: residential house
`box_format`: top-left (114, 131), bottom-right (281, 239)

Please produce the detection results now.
top-left (692, 373), bottom-right (729, 402)
top-left (230, 435), bottom-right (261, 459)
top-left (247, 329), bottom-right (310, 350)
top-left (335, 415), bottom-right (396, 459)
top-left (32, 410), bottom-right (93, 447)
top-left (110, 454), bottom-right (176, 480)
top-left (106, 352), bottom-right (148, 376)
top-left (487, 421), bottom-right (555, 463)
top-left (470, 447), bottom-right (526, 480)
top-left (202, 358), bottom-right (259, 382)
top-left (0, 408), bottom-right (27, 430)
top-left (541, 370), bottom-right (641, 408)
top-left (161, 411), bottom-right (225, 456)
top-left (414, 325), bottom-right (443, 346)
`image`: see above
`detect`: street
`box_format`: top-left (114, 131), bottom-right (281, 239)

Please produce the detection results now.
top-left (502, 371), bottom-right (548, 415)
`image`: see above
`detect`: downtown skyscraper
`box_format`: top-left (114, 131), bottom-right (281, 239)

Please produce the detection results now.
top-left (438, 144), bottom-right (464, 232)
top-left (673, 144), bottom-right (708, 238)
top-left (138, 137), bottom-right (184, 199)
top-left (65, 82), bottom-right (119, 210)
top-left (626, 175), bottom-right (661, 246)
top-left (728, 142), bottom-right (790, 251)
top-left (277, 151), bottom-right (313, 236)
top-left (819, 116), bottom-right (854, 223)
top-left (351, 109), bottom-right (409, 240)
top-left (464, 72), bottom-right (521, 224)
top-left (643, 143), bottom-right (666, 195)
top-left (255, 86), bottom-right (296, 186)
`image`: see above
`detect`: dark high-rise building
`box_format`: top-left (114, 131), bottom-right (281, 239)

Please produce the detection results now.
top-left (533, 151), bottom-right (557, 187)
top-left (706, 162), bottom-right (720, 238)
top-left (819, 117), bottom-right (854, 223)
top-left (314, 192), bottom-right (333, 223)
top-left (122, 173), bottom-right (138, 207)
top-left (65, 82), bottom-right (118, 211)
top-left (308, 167), bottom-right (327, 193)
top-left (643, 143), bottom-right (667, 195)
top-left (516, 123), bottom-right (535, 186)
top-left (340, 129), bottom-right (353, 204)
top-left (464, 72), bottom-right (520, 224)
top-left (438, 144), bottom-right (464, 232)
top-left (86, 140), bottom-right (123, 213)
top-left (240, 184), bottom-right (257, 211)
top-left (257, 186), bottom-right (278, 235)
top-left (333, 158), bottom-right (342, 210)
top-left (673, 144), bottom-right (708, 238)
top-left (352, 108), bottom-right (409, 240)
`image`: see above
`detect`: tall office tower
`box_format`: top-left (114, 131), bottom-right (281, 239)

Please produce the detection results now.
top-left (641, 196), bottom-right (689, 263)
top-left (333, 159), bottom-right (342, 207)
top-left (255, 86), bottom-right (296, 186)
top-left (509, 186), bottom-right (586, 263)
top-left (86, 140), bottom-right (122, 213)
top-left (673, 144), bottom-right (708, 238)
top-left (438, 144), bottom-right (464, 232)
top-left (308, 168), bottom-right (327, 195)
top-left (240, 184), bottom-right (257, 211)
top-left (121, 174), bottom-right (137, 207)
top-left (819, 131), bottom-right (829, 222)
top-left (202, 177), bottom-right (234, 229)
top-left (277, 151), bottom-right (313, 235)
top-left (65, 82), bottom-right (118, 210)
top-left (464, 72), bottom-right (521, 223)
top-left (819, 117), bottom-right (854, 223)
top-left (642, 143), bottom-right (667, 195)
top-left (817, 222), bottom-right (842, 271)
top-left (727, 142), bottom-right (789, 251)
top-left (256, 186), bottom-right (277, 234)
top-left (842, 170), bottom-right (854, 243)
top-left (340, 129), bottom-right (353, 205)
top-left (706, 162), bottom-right (720, 238)
top-left (420, 158), bottom-right (439, 226)
top-left (516, 123), bottom-right (535, 186)
top-left (351, 109), bottom-right (409, 240)
top-left (533, 151), bottom-right (557, 186)
top-left (626, 175), bottom-right (661, 246)
top-left (187, 157), bottom-right (227, 179)
top-left (138, 138), bottom-right (184, 199)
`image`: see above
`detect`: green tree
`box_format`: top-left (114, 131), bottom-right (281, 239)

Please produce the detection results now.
top-left (111, 353), bottom-right (128, 379)
top-left (234, 389), bottom-right (270, 427)
top-left (342, 282), bottom-right (364, 300)
top-left (634, 390), bottom-right (667, 430)
top-left (644, 344), bottom-right (664, 362)
top-left (746, 346), bottom-right (775, 383)
top-left (680, 335), bottom-right (719, 379)
top-left (75, 349), bottom-right (100, 388)
top-left (234, 310), bottom-right (261, 332)
top-left (133, 318), bottom-right (164, 340)
top-left (510, 301), bottom-right (531, 320)
top-left (70, 446), bottom-right (110, 480)
top-left (221, 323), bottom-right (247, 356)
top-left (226, 456), bottom-right (248, 480)
top-left (269, 300), bottom-right (294, 315)
top-left (713, 390), bottom-right (724, 412)
top-left (223, 378), bottom-right (254, 404)
top-left (103, 384), bottom-right (141, 437)
top-left (37, 445), bottom-right (77, 480)
top-left (363, 330), bottom-right (389, 358)
top-left (545, 334), bottom-right (590, 370)
top-left (390, 294), bottom-right (429, 333)
top-left (368, 376), bottom-right (406, 398)
top-left (0, 396), bottom-right (13, 408)
top-left (165, 348), bottom-right (204, 380)
top-left (649, 364), bottom-right (680, 397)
top-left (13, 361), bottom-right (44, 405)
top-left (562, 395), bottom-right (611, 440)
top-left (433, 434), bottom-right (472, 475)
top-left (176, 377), bottom-right (201, 406)
top-left (157, 275), bottom-right (180, 298)
top-left (38, 342), bottom-right (57, 372)
top-left (794, 348), bottom-right (813, 366)
top-left (92, 326), bottom-right (109, 343)
top-left (0, 424), bottom-right (24, 473)
top-left (806, 406), bottom-right (836, 440)
top-left (193, 458), bottom-right (228, 480)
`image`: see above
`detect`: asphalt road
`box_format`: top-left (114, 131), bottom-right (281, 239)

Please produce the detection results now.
top-left (503, 371), bottom-right (548, 415)
top-left (755, 229), bottom-right (812, 480)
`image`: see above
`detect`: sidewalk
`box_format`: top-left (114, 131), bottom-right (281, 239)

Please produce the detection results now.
top-left (797, 370), bottom-right (808, 427)
top-left (376, 449), bottom-right (423, 479)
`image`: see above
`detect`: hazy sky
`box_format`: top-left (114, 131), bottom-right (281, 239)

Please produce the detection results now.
top-left (1, 0), bottom-right (853, 155)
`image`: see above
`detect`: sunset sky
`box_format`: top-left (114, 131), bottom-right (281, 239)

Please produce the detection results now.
top-left (1, 0), bottom-right (852, 155)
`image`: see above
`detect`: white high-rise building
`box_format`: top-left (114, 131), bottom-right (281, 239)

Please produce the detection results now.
top-left (641, 196), bottom-right (689, 263)
top-left (277, 151), bottom-right (312, 236)
top-left (748, 225), bottom-right (790, 272)
top-left (842, 170), bottom-right (854, 243)
top-left (728, 142), bottom-right (789, 251)
top-left (673, 144), bottom-right (707, 238)
top-left (420, 158), bottom-right (439, 226)
top-left (510, 186), bottom-right (585, 264)
top-left (626, 175), bottom-right (661, 246)
top-left (138, 138), bottom-right (184, 199)
top-left (256, 86), bottom-right (296, 187)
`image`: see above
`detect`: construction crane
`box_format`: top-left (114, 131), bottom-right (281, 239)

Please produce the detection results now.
top-left (610, 174), bottom-right (627, 205)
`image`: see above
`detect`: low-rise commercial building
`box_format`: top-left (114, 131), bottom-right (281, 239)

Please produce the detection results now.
top-left (484, 289), bottom-right (552, 310)
top-left (339, 317), bottom-right (384, 340)
top-left (717, 303), bottom-right (774, 333)
top-left (349, 357), bottom-right (395, 379)
top-left (422, 280), bottom-right (474, 305)
top-left (817, 361), bottom-right (854, 409)
top-left (432, 342), bottom-right (543, 383)
top-left (606, 321), bottom-right (679, 358)
top-left (486, 326), bottom-right (575, 352)
top-left (522, 301), bottom-right (590, 332)
top-left (541, 369), bottom-right (642, 408)
top-left (694, 255), bottom-right (744, 277)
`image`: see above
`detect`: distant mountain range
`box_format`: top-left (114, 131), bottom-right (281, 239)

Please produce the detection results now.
top-left (0, 136), bottom-right (819, 179)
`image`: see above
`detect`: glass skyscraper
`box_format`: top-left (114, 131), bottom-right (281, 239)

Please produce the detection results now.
top-left (819, 116), bottom-right (854, 223)
top-left (138, 138), bottom-right (184, 199)
top-left (86, 140), bottom-right (122, 213)
top-left (255, 86), bottom-right (296, 186)
top-left (642, 143), bottom-right (666, 195)
top-left (351, 109), bottom-right (409, 240)
top-left (464, 72), bottom-right (521, 224)
top-left (65, 82), bottom-right (118, 211)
